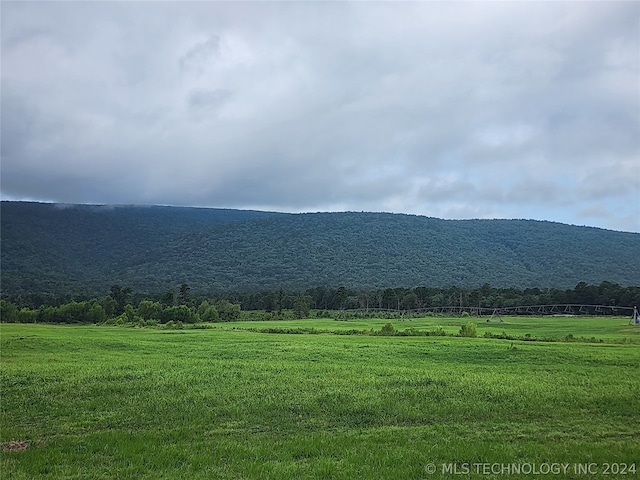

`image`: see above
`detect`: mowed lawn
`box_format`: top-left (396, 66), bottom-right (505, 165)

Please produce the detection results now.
top-left (1, 319), bottom-right (639, 479)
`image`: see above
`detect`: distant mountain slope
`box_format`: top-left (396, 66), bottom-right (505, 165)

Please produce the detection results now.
top-left (1, 201), bottom-right (638, 295)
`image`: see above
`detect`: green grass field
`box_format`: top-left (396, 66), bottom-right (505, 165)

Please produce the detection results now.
top-left (228, 315), bottom-right (640, 341)
top-left (2, 317), bottom-right (639, 479)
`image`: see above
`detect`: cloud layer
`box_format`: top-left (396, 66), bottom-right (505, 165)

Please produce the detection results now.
top-left (2, 2), bottom-right (639, 231)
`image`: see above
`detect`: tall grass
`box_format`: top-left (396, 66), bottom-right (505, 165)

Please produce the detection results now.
top-left (2, 321), bottom-right (639, 479)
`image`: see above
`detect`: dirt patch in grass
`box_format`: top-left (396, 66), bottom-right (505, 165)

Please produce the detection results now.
top-left (2, 440), bottom-right (30, 453)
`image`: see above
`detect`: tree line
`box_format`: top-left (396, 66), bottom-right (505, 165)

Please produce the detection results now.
top-left (0, 284), bottom-right (241, 326)
top-left (1, 281), bottom-right (638, 325)
top-left (234, 281), bottom-right (640, 314)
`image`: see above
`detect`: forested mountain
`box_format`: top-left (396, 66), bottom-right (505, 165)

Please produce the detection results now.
top-left (2, 201), bottom-right (639, 296)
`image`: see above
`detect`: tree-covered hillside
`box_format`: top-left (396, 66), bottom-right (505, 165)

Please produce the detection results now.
top-left (1, 201), bottom-right (638, 295)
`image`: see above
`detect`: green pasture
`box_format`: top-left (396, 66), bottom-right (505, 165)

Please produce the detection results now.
top-left (229, 314), bottom-right (640, 342)
top-left (1, 318), bottom-right (639, 479)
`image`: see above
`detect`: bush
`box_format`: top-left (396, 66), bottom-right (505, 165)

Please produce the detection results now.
top-left (1, 301), bottom-right (19, 323)
top-left (293, 294), bottom-right (312, 319)
top-left (215, 300), bottom-right (241, 322)
top-left (88, 304), bottom-right (107, 324)
top-left (103, 313), bottom-right (127, 326)
top-left (380, 322), bottom-right (396, 335)
top-left (160, 305), bottom-right (198, 324)
top-left (200, 306), bottom-right (219, 323)
top-left (18, 308), bottom-right (38, 323)
top-left (459, 322), bottom-right (477, 337)
top-left (162, 320), bottom-right (183, 330)
top-left (137, 300), bottom-right (162, 321)
top-left (124, 304), bottom-right (136, 322)
top-left (428, 326), bottom-right (447, 336)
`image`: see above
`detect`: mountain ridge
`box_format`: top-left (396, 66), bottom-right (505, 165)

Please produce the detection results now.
top-left (2, 201), bottom-right (639, 295)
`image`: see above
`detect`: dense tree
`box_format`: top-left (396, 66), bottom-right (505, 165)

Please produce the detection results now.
top-left (200, 305), bottom-right (219, 323)
top-left (137, 300), bottom-right (163, 321)
top-left (263, 293), bottom-right (276, 313)
top-left (276, 289), bottom-right (284, 314)
top-left (293, 294), bottom-right (312, 319)
top-left (382, 289), bottom-right (397, 310)
top-left (414, 287), bottom-right (430, 307)
top-left (124, 304), bottom-right (136, 322)
top-left (161, 289), bottom-right (176, 307)
top-left (101, 296), bottom-right (117, 317)
top-left (402, 293), bottom-right (418, 310)
top-left (197, 300), bottom-right (211, 316)
top-left (2, 282), bottom-right (640, 325)
top-left (160, 305), bottom-right (198, 324)
top-left (2, 202), bottom-right (639, 296)
top-left (109, 285), bottom-right (132, 315)
top-left (358, 291), bottom-right (372, 310)
top-left (88, 304), bottom-right (107, 323)
top-left (215, 300), bottom-right (241, 322)
top-left (0, 300), bottom-right (18, 323)
top-left (19, 308), bottom-right (38, 323)
top-left (335, 286), bottom-right (348, 309)
top-left (178, 283), bottom-right (191, 306)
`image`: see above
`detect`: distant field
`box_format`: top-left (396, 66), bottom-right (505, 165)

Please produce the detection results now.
top-left (2, 318), bottom-right (639, 479)
top-left (227, 315), bottom-right (640, 342)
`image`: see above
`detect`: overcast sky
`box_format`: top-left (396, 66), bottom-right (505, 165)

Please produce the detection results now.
top-left (2, 1), bottom-right (639, 232)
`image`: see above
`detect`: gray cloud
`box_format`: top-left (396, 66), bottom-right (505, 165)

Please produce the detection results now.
top-left (179, 35), bottom-right (221, 74)
top-left (1, 1), bottom-right (638, 232)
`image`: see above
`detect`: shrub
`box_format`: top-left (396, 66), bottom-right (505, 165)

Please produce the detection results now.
top-left (114, 314), bottom-right (128, 326)
top-left (459, 322), bottom-right (477, 337)
top-left (215, 300), bottom-right (241, 322)
top-left (200, 306), bottom-right (219, 323)
top-left (137, 300), bottom-right (162, 320)
top-left (380, 322), bottom-right (396, 335)
top-left (124, 304), bottom-right (136, 322)
top-left (18, 308), bottom-right (38, 323)
top-left (0, 301), bottom-right (19, 323)
top-left (428, 326), bottom-right (447, 336)
top-left (88, 304), bottom-right (107, 324)
top-left (161, 305), bottom-right (198, 324)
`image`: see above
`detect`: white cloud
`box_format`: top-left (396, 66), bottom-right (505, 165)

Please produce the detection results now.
top-left (1, 1), bottom-right (638, 232)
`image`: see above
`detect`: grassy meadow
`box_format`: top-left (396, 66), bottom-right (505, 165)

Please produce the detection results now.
top-left (1, 316), bottom-right (639, 479)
